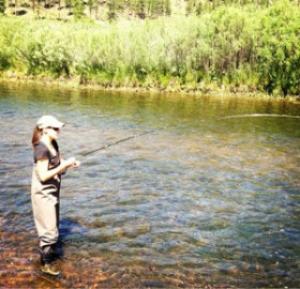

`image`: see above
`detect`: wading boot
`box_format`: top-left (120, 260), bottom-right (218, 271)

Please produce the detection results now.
top-left (40, 244), bottom-right (56, 264)
top-left (40, 263), bottom-right (61, 276)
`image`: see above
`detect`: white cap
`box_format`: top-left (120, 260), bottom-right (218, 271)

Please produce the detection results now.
top-left (36, 115), bottom-right (64, 129)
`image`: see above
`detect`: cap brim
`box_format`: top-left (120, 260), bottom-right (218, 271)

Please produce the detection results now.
top-left (54, 122), bottom-right (64, 128)
top-left (36, 115), bottom-right (65, 129)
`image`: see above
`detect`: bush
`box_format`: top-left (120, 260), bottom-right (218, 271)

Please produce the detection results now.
top-left (0, 1), bottom-right (299, 96)
top-left (256, 1), bottom-right (300, 95)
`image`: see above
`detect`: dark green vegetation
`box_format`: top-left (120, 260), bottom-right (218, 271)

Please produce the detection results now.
top-left (3, 0), bottom-right (300, 20)
top-left (0, 0), bottom-right (300, 96)
top-left (4, 0), bottom-right (172, 19)
top-left (0, 0), bottom-right (5, 14)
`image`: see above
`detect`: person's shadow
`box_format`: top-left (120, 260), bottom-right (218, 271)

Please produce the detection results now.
top-left (56, 218), bottom-right (88, 259)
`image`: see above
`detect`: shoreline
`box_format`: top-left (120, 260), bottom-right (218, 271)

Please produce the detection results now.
top-left (1, 73), bottom-right (299, 104)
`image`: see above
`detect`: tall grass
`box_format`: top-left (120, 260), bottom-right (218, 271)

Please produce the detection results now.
top-left (0, 0), bottom-right (299, 95)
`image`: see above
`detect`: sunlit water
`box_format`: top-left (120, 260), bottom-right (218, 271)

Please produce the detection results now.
top-left (0, 82), bottom-right (299, 287)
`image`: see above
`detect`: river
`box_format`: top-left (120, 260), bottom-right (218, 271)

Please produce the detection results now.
top-left (0, 82), bottom-right (299, 288)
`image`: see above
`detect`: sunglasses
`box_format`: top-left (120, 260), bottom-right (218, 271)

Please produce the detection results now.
top-left (47, 127), bottom-right (60, 132)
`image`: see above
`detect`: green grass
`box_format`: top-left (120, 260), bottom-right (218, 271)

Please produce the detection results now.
top-left (0, 0), bottom-right (300, 96)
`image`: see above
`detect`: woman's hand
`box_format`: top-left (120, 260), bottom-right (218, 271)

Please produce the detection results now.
top-left (72, 160), bottom-right (81, 168)
top-left (36, 157), bottom-right (80, 182)
top-left (62, 157), bottom-right (80, 169)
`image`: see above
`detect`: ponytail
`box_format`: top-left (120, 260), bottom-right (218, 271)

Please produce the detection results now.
top-left (32, 126), bottom-right (42, 146)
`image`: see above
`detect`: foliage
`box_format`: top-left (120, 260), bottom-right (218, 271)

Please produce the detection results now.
top-left (0, 0), bottom-right (5, 14)
top-left (3, 0), bottom-right (300, 20)
top-left (72, 0), bottom-right (85, 19)
top-left (256, 1), bottom-right (300, 95)
top-left (0, 1), bottom-right (299, 95)
top-left (86, 0), bottom-right (97, 17)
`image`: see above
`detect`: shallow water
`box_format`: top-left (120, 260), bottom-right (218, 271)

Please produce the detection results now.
top-left (0, 82), bottom-right (299, 288)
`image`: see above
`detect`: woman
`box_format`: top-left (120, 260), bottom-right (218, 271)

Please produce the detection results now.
top-left (31, 115), bottom-right (80, 276)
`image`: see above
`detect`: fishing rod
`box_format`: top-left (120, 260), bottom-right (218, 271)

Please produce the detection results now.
top-left (2, 129), bottom-right (156, 174)
top-left (79, 129), bottom-right (155, 157)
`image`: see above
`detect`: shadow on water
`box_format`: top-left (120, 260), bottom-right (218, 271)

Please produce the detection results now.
top-left (59, 218), bottom-right (88, 242)
top-left (54, 218), bottom-right (88, 259)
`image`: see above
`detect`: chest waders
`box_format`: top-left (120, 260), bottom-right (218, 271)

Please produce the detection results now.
top-left (31, 141), bottom-right (61, 265)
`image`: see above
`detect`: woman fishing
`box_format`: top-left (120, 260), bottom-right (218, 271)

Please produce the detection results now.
top-left (31, 115), bottom-right (80, 276)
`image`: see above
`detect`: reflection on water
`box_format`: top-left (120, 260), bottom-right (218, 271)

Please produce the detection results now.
top-left (0, 82), bottom-right (299, 288)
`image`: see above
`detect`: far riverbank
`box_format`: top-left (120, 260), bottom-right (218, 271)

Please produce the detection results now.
top-left (1, 76), bottom-right (300, 105)
top-left (1, 1), bottom-right (300, 98)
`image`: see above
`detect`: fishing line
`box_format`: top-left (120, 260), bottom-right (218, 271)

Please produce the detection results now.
top-left (218, 113), bottom-right (300, 120)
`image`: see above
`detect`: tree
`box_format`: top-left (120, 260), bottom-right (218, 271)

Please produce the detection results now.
top-left (72, 0), bottom-right (85, 19)
top-left (151, 0), bottom-right (171, 16)
top-left (164, 0), bottom-right (171, 15)
top-left (108, 0), bottom-right (117, 20)
top-left (87, 0), bottom-right (97, 17)
top-left (32, 0), bottom-right (35, 12)
top-left (0, 0), bottom-right (5, 14)
top-left (137, 0), bottom-right (146, 18)
top-left (57, 0), bottom-right (61, 19)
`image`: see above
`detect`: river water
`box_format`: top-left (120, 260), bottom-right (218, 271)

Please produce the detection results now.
top-left (0, 82), bottom-right (299, 288)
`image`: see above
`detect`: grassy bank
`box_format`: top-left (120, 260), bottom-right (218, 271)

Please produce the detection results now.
top-left (0, 0), bottom-right (300, 96)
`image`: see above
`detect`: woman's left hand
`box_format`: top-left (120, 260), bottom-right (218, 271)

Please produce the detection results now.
top-left (72, 160), bottom-right (81, 168)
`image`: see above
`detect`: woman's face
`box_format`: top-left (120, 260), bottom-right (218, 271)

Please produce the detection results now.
top-left (44, 127), bottom-right (60, 140)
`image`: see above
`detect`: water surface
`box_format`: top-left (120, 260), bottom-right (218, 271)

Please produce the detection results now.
top-left (0, 82), bottom-right (299, 288)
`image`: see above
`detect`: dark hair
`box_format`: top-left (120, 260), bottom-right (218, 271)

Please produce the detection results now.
top-left (32, 126), bottom-right (42, 146)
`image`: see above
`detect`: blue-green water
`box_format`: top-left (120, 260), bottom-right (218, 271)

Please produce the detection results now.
top-left (0, 82), bottom-right (299, 287)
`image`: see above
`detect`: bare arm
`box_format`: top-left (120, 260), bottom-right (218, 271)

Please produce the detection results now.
top-left (36, 158), bottom-right (77, 182)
